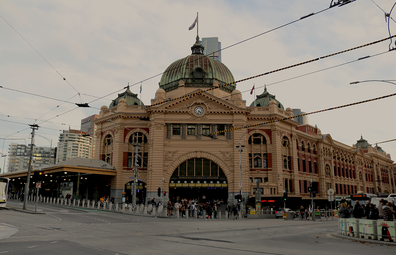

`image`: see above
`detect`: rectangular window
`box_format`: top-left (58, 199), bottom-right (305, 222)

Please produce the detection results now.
top-left (217, 124), bottom-right (225, 136)
top-left (202, 125), bottom-right (210, 136)
top-left (308, 161), bottom-right (312, 173)
top-left (203, 158), bottom-right (210, 176)
top-left (314, 162), bottom-right (318, 174)
top-left (196, 158), bottom-right (202, 176)
top-left (127, 152), bottom-right (133, 167)
top-left (188, 159), bottom-right (194, 176)
top-left (302, 160), bottom-right (306, 172)
top-left (254, 153), bottom-right (262, 168)
top-left (187, 125), bottom-right (196, 135)
top-left (211, 162), bottom-right (218, 176)
top-left (263, 154), bottom-right (267, 168)
top-left (172, 124), bottom-right (181, 135)
top-left (143, 152), bottom-right (148, 168)
top-left (179, 161), bottom-right (186, 176)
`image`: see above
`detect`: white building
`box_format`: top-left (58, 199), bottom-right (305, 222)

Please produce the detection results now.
top-left (56, 129), bottom-right (92, 163)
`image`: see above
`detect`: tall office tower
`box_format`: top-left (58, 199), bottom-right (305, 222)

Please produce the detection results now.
top-left (81, 114), bottom-right (98, 158)
top-left (7, 143), bottom-right (56, 173)
top-left (56, 129), bottom-right (92, 163)
top-left (201, 37), bottom-right (221, 62)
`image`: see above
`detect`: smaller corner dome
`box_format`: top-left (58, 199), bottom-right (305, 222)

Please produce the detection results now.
top-left (250, 87), bottom-right (284, 110)
top-left (109, 86), bottom-right (143, 108)
top-left (375, 144), bottom-right (385, 153)
top-left (355, 135), bottom-right (369, 148)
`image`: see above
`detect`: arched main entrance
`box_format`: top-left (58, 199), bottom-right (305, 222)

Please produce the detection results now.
top-left (169, 158), bottom-right (228, 203)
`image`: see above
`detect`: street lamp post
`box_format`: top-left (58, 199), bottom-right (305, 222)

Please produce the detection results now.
top-left (237, 130), bottom-right (250, 217)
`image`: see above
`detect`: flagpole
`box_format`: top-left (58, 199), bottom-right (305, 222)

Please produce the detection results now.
top-left (254, 83), bottom-right (256, 107)
top-left (140, 82), bottom-right (142, 106)
top-left (197, 12), bottom-right (198, 37)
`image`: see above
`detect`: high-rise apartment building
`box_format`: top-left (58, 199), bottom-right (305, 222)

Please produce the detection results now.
top-left (7, 143), bottom-right (56, 173)
top-left (81, 114), bottom-right (98, 158)
top-left (201, 37), bottom-right (221, 62)
top-left (56, 129), bottom-right (92, 163)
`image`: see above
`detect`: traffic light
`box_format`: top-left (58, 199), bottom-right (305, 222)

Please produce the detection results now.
top-left (311, 191), bottom-right (317, 198)
top-left (163, 191), bottom-right (166, 196)
top-left (235, 194), bottom-right (242, 202)
top-left (38, 171), bottom-right (44, 182)
top-left (157, 187), bottom-right (161, 197)
top-left (34, 170), bottom-right (39, 181)
top-left (283, 191), bottom-right (288, 201)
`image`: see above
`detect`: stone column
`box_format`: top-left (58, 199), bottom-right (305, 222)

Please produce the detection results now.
top-left (197, 124), bottom-right (201, 140)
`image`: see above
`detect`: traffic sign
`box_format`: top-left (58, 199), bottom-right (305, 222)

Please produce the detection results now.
top-left (239, 181), bottom-right (242, 189)
top-left (327, 189), bottom-right (334, 196)
top-left (328, 195), bottom-right (334, 201)
top-left (36, 183), bottom-right (41, 189)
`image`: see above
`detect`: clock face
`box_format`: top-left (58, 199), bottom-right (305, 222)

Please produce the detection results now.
top-left (194, 106), bottom-right (204, 115)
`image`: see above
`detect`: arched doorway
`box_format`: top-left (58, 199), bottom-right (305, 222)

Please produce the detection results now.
top-left (169, 158), bottom-right (228, 203)
top-left (125, 181), bottom-right (146, 204)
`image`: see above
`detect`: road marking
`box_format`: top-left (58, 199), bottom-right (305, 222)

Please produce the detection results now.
top-left (51, 241), bottom-right (58, 243)
top-left (0, 251), bottom-right (10, 254)
top-left (27, 246), bottom-right (37, 248)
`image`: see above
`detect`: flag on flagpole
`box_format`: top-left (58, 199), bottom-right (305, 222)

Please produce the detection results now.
top-left (250, 85), bottom-right (255, 95)
top-left (189, 15), bottom-right (198, 30)
top-left (140, 83), bottom-right (142, 93)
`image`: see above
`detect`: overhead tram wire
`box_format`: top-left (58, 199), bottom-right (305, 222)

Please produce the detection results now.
top-left (22, 35), bottom-right (396, 136)
top-left (170, 49), bottom-right (395, 113)
top-left (0, 14), bottom-right (87, 104)
top-left (147, 34), bottom-right (396, 109)
top-left (87, 1), bottom-right (356, 105)
top-left (208, 91), bottom-right (396, 137)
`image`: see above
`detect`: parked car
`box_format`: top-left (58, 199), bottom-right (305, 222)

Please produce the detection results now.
top-left (275, 208), bottom-right (295, 218)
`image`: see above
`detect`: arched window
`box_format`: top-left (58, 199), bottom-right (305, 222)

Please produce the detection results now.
top-left (129, 132), bottom-right (148, 144)
top-left (282, 136), bottom-right (289, 147)
top-left (104, 134), bottom-right (112, 146)
top-left (248, 133), bottom-right (266, 145)
top-left (301, 141), bottom-right (305, 152)
top-left (307, 143), bottom-right (311, 153)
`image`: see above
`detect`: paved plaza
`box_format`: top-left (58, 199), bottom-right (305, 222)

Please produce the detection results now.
top-left (0, 201), bottom-right (395, 255)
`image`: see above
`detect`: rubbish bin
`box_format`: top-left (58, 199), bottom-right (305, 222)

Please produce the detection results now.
top-left (285, 211), bottom-right (295, 220)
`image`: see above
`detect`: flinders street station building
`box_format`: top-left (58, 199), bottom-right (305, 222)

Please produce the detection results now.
top-left (93, 37), bottom-right (396, 207)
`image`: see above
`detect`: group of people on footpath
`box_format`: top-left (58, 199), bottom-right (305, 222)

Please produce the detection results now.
top-left (338, 199), bottom-right (396, 221)
top-left (165, 199), bottom-right (226, 219)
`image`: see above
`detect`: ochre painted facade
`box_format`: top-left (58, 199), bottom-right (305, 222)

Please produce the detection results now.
top-left (94, 38), bottom-right (396, 206)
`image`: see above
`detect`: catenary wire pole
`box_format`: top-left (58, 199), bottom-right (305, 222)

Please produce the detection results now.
top-left (23, 124), bottom-right (39, 210)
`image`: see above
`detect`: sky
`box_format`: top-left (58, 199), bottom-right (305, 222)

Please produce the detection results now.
top-left (0, 0), bottom-right (395, 173)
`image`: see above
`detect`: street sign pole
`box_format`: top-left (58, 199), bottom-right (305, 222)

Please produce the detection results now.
top-left (35, 184), bottom-right (40, 213)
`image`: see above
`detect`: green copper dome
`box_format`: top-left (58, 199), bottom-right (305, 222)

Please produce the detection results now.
top-left (159, 36), bottom-right (235, 93)
top-left (356, 135), bottom-right (369, 149)
top-left (250, 87), bottom-right (284, 110)
top-left (109, 86), bottom-right (143, 108)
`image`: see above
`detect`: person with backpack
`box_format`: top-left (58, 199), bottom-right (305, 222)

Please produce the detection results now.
top-left (338, 203), bottom-right (350, 218)
top-left (353, 201), bottom-right (364, 218)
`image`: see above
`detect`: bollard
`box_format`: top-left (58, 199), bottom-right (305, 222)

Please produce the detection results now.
top-left (144, 206), bottom-right (147, 215)
top-left (225, 211), bottom-right (228, 219)
top-left (203, 211), bottom-right (206, 219)
top-left (115, 203), bottom-right (119, 211)
top-left (153, 206), bottom-right (156, 215)
top-left (176, 209), bottom-right (179, 218)
top-left (219, 210), bottom-right (221, 219)
top-left (186, 209), bottom-right (189, 219)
